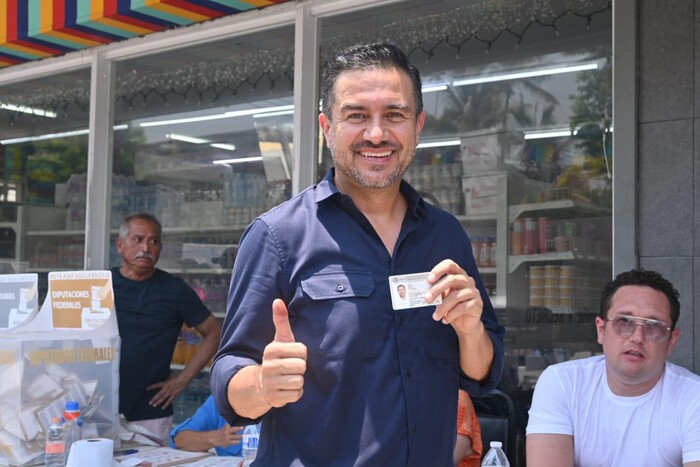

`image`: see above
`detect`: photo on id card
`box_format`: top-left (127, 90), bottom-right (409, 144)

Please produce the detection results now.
top-left (389, 272), bottom-right (442, 310)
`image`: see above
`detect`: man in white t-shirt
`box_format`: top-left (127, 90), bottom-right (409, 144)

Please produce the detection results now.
top-left (526, 269), bottom-right (700, 467)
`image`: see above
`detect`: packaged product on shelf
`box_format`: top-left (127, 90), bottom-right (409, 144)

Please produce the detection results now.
top-left (0, 271), bottom-right (120, 467)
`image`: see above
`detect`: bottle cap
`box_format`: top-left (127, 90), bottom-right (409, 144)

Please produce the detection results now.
top-left (65, 401), bottom-right (80, 411)
top-left (490, 441), bottom-right (503, 448)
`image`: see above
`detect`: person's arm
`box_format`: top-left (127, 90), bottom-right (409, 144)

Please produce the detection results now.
top-left (183, 314), bottom-right (222, 383)
top-left (685, 462), bottom-right (700, 466)
top-left (526, 434), bottom-right (574, 467)
top-left (453, 434), bottom-right (474, 466)
top-left (149, 314), bottom-right (221, 409)
top-left (426, 259), bottom-right (494, 381)
top-left (173, 425), bottom-right (242, 453)
top-left (526, 365), bottom-right (576, 467)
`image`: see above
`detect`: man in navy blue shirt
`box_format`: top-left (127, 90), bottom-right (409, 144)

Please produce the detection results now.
top-left (210, 43), bottom-right (505, 466)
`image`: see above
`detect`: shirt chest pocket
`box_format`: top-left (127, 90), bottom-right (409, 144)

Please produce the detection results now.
top-left (298, 271), bottom-right (383, 361)
top-left (300, 271), bottom-right (374, 300)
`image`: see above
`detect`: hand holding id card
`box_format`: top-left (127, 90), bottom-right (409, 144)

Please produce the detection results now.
top-left (389, 272), bottom-right (442, 310)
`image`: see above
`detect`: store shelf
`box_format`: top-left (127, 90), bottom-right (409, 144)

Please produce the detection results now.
top-left (479, 267), bottom-right (497, 274)
top-left (27, 229), bottom-right (84, 236)
top-left (164, 267), bottom-right (232, 275)
top-left (28, 267), bottom-right (75, 273)
top-left (161, 225), bottom-right (247, 235)
top-left (508, 251), bottom-right (610, 273)
top-left (26, 226), bottom-right (247, 236)
top-left (508, 199), bottom-right (610, 223)
top-left (457, 213), bottom-right (498, 223)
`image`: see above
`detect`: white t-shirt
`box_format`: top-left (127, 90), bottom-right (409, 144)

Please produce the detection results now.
top-left (527, 355), bottom-right (700, 467)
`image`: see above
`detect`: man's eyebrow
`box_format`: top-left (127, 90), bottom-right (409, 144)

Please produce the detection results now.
top-left (385, 103), bottom-right (411, 111)
top-left (338, 103), bottom-right (412, 112)
top-left (338, 103), bottom-right (366, 112)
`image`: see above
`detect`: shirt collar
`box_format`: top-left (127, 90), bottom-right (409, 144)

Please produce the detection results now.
top-left (315, 168), bottom-right (428, 218)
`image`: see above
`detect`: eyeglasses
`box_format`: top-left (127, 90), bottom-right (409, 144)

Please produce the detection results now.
top-left (605, 315), bottom-right (672, 342)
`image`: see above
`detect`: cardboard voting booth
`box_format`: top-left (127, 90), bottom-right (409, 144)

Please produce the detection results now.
top-left (0, 271), bottom-right (120, 466)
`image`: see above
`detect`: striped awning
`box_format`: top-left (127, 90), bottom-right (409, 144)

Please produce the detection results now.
top-left (0, 0), bottom-right (291, 68)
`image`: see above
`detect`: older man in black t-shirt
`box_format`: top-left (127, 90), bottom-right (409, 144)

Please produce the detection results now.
top-left (112, 213), bottom-right (221, 442)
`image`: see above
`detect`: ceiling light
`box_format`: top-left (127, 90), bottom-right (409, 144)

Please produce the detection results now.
top-left (0, 124), bottom-right (128, 145)
top-left (453, 62), bottom-right (599, 87)
top-left (1, 102), bottom-right (57, 118)
top-left (212, 156), bottom-right (263, 165)
top-left (166, 133), bottom-right (210, 144)
top-left (141, 105), bottom-right (295, 127)
top-left (417, 139), bottom-right (461, 149)
top-left (210, 143), bottom-right (236, 151)
top-left (141, 113), bottom-right (229, 127)
top-left (422, 84), bottom-right (448, 93)
top-left (523, 128), bottom-right (572, 140)
top-left (253, 109), bottom-right (295, 118)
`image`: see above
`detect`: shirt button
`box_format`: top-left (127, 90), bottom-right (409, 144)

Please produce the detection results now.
top-left (399, 317), bottom-right (405, 326)
top-left (406, 369), bottom-right (412, 378)
top-left (336, 284), bottom-right (345, 292)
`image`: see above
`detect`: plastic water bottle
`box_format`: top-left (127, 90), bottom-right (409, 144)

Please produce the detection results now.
top-left (45, 417), bottom-right (66, 467)
top-left (481, 441), bottom-right (510, 466)
top-left (241, 423), bottom-right (260, 466)
top-left (62, 401), bottom-right (82, 459)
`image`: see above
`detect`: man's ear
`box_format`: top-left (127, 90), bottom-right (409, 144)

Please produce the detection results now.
top-left (319, 113), bottom-right (331, 140)
top-left (666, 329), bottom-right (681, 357)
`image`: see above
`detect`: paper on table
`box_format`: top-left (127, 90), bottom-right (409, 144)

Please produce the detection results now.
top-left (175, 456), bottom-right (244, 466)
top-left (114, 446), bottom-right (212, 467)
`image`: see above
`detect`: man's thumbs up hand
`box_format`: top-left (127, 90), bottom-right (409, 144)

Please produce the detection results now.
top-left (259, 299), bottom-right (307, 408)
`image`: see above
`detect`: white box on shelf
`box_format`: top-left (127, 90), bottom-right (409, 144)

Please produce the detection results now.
top-left (460, 128), bottom-right (523, 175)
top-left (462, 173), bottom-right (502, 216)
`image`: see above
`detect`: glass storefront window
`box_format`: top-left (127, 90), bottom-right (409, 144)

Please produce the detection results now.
top-left (111, 28), bottom-right (295, 422)
top-left (320, 1), bottom-right (612, 464)
top-left (0, 68), bottom-right (91, 301)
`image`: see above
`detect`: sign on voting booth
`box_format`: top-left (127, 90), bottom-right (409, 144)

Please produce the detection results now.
top-left (0, 274), bottom-right (39, 330)
top-left (0, 271), bottom-right (120, 466)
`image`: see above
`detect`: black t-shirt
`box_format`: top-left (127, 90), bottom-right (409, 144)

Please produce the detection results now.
top-left (112, 267), bottom-right (211, 421)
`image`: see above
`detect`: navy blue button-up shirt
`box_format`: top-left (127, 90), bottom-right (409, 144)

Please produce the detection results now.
top-left (211, 169), bottom-right (505, 467)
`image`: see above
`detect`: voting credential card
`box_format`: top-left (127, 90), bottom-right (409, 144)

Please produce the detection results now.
top-left (389, 272), bottom-right (442, 310)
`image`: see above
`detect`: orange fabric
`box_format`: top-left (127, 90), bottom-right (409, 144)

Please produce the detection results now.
top-left (457, 389), bottom-right (483, 467)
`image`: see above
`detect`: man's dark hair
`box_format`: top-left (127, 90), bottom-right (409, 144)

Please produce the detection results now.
top-left (320, 43), bottom-right (423, 119)
top-left (119, 212), bottom-right (162, 239)
top-left (599, 269), bottom-right (680, 329)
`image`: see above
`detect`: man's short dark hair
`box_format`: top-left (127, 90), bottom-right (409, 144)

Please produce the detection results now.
top-left (320, 43), bottom-right (423, 119)
top-left (599, 269), bottom-right (680, 329)
top-left (119, 213), bottom-right (162, 239)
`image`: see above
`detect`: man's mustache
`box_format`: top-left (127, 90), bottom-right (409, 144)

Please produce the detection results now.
top-left (133, 252), bottom-right (155, 261)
